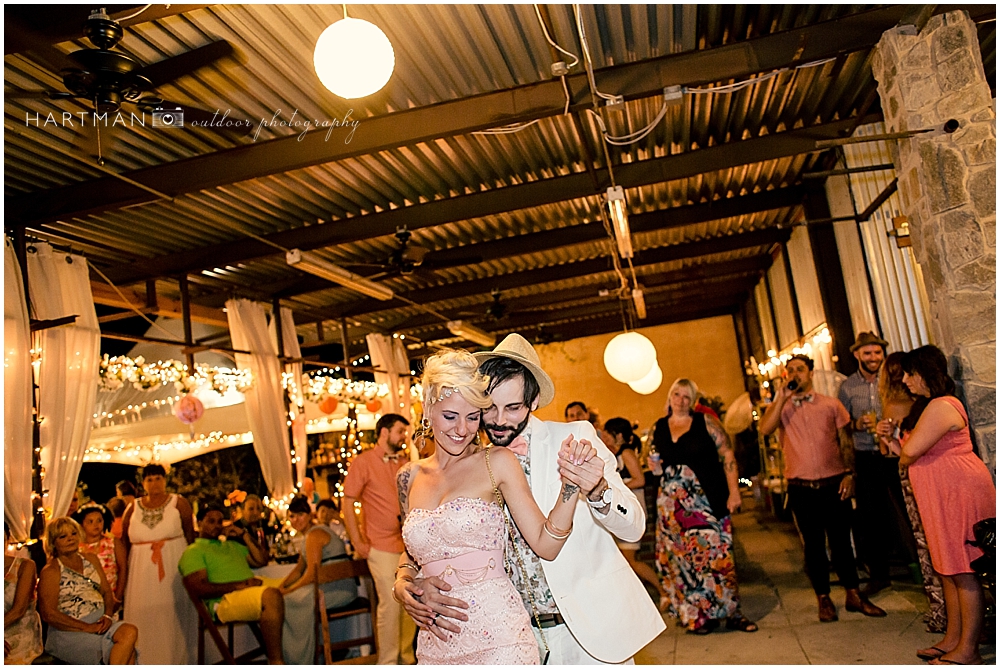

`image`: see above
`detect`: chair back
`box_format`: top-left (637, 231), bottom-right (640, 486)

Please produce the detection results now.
top-left (313, 558), bottom-right (378, 664)
top-left (181, 575), bottom-right (265, 664)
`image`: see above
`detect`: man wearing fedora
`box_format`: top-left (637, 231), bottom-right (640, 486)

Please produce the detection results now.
top-left (838, 331), bottom-right (917, 596)
top-left (393, 333), bottom-right (665, 664)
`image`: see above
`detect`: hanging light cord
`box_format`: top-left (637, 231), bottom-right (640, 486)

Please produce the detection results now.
top-left (89, 262), bottom-right (179, 340)
top-left (116, 4), bottom-right (152, 21)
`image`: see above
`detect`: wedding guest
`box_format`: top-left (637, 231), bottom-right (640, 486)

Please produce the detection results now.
top-left (74, 504), bottom-right (126, 603)
top-left (875, 352), bottom-right (946, 632)
top-left (121, 464), bottom-right (196, 664)
top-left (38, 518), bottom-right (138, 664)
top-left (233, 494), bottom-right (272, 556)
top-left (601, 417), bottom-right (668, 611)
top-left (278, 496), bottom-right (355, 663)
top-left (106, 498), bottom-right (126, 540)
top-left (115, 481), bottom-right (136, 509)
top-left (652, 378), bottom-right (757, 633)
top-left (883, 346), bottom-right (995, 665)
top-left (4, 524), bottom-right (43, 664)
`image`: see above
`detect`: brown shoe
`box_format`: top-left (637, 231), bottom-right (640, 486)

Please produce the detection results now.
top-left (844, 588), bottom-right (887, 617)
top-left (818, 595), bottom-right (838, 622)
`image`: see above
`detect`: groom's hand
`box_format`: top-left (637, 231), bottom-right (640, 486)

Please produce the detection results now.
top-left (557, 438), bottom-right (603, 492)
top-left (396, 575), bottom-right (469, 640)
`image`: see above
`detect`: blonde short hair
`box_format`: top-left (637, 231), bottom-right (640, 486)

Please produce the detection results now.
top-left (421, 349), bottom-right (492, 410)
top-left (664, 378), bottom-right (699, 413)
top-left (44, 516), bottom-right (82, 558)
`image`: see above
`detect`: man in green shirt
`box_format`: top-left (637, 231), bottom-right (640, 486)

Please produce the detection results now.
top-left (179, 506), bottom-right (284, 663)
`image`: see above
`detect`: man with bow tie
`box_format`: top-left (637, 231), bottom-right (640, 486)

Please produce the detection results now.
top-left (394, 334), bottom-right (664, 664)
top-left (342, 413), bottom-right (417, 664)
top-left (760, 354), bottom-right (886, 623)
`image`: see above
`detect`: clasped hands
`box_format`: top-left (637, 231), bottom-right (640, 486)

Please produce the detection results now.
top-left (556, 433), bottom-right (602, 494)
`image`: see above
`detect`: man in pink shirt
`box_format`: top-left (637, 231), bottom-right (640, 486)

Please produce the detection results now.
top-left (342, 413), bottom-right (416, 664)
top-left (760, 355), bottom-right (886, 623)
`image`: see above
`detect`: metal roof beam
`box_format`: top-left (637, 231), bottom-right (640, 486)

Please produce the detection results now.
top-left (271, 185), bottom-right (806, 299)
top-left (9, 3), bottom-right (959, 228)
top-left (333, 226), bottom-right (787, 318)
top-left (378, 270), bottom-right (764, 334)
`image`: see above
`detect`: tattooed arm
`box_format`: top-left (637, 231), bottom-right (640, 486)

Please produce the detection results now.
top-left (395, 461), bottom-right (416, 525)
top-left (493, 444), bottom-right (588, 560)
top-left (706, 415), bottom-right (742, 513)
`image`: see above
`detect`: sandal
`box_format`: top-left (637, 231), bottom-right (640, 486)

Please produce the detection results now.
top-left (725, 614), bottom-right (759, 633)
top-left (927, 658), bottom-right (983, 665)
top-left (917, 647), bottom-right (948, 661)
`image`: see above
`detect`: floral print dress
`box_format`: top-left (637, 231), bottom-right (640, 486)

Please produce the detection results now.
top-left (655, 464), bottom-right (738, 630)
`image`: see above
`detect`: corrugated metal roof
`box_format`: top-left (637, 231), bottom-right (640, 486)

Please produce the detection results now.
top-left (6, 4), bottom-right (995, 350)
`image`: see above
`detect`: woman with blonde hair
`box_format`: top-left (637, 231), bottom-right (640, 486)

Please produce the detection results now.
top-left (37, 517), bottom-right (138, 664)
top-left (392, 349), bottom-right (593, 664)
top-left (650, 378), bottom-right (756, 634)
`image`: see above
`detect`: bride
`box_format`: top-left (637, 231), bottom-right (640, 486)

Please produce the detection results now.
top-left (393, 349), bottom-right (592, 664)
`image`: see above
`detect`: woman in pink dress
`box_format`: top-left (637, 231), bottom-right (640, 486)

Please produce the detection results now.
top-left (882, 346), bottom-right (994, 665)
top-left (121, 464), bottom-right (197, 664)
top-left (393, 350), bottom-right (593, 664)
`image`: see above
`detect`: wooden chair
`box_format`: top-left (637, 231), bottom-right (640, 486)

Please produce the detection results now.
top-left (182, 577), bottom-right (267, 664)
top-left (314, 559), bottom-right (378, 664)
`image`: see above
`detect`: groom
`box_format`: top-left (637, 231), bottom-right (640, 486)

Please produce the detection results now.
top-left (394, 334), bottom-right (665, 664)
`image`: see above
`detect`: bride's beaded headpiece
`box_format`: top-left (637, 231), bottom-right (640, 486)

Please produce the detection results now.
top-left (428, 387), bottom-right (456, 405)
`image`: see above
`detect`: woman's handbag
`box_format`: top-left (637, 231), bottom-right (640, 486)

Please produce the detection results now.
top-left (485, 446), bottom-right (551, 664)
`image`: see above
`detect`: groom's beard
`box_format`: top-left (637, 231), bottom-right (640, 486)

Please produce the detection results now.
top-left (483, 413), bottom-right (531, 447)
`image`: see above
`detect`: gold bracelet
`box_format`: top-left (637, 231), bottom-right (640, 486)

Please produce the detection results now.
top-left (543, 520), bottom-right (572, 540)
top-left (546, 518), bottom-right (572, 535)
top-left (391, 577), bottom-right (412, 604)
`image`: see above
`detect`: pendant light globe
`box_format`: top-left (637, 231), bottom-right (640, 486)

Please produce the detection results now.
top-left (628, 361), bottom-right (663, 395)
top-left (314, 17), bottom-right (395, 99)
top-left (603, 331), bottom-right (657, 383)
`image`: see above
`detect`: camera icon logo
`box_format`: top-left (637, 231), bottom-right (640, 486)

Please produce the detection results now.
top-left (152, 107), bottom-right (184, 128)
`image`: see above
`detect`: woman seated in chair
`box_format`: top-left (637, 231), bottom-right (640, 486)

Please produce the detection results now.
top-left (37, 517), bottom-right (139, 665)
top-left (5, 524), bottom-right (43, 664)
top-left (279, 496), bottom-right (357, 663)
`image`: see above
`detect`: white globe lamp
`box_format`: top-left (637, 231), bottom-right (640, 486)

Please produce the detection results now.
top-left (628, 361), bottom-right (663, 395)
top-left (314, 18), bottom-right (395, 99)
top-left (603, 331), bottom-right (657, 383)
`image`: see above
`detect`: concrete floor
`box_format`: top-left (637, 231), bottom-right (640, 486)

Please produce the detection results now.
top-left (634, 504), bottom-right (997, 665)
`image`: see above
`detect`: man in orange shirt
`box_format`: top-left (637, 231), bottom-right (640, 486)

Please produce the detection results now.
top-left (342, 413), bottom-right (416, 664)
top-left (760, 355), bottom-right (886, 623)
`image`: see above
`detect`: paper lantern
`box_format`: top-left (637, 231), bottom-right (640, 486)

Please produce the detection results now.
top-left (628, 361), bottom-right (663, 395)
top-left (603, 332), bottom-right (657, 383)
top-left (314, 18), bottom-right (395, 99)
top-left (365, 399), bottom-right (382, 413)
top-left (319, 396), bottom-right (339, 414)
top-left (173, 395), bottom-right (204, 425)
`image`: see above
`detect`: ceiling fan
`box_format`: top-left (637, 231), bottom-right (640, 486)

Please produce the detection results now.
top-left (458, 288), bottom-right (510, 322)
top-left (344, 227), bottom-right (438, 280)
top-left (6, 7), bottom-right (248, 162)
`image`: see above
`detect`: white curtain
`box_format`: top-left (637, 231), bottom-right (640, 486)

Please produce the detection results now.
top-left (25, 243), bottom-right (100, 518)
top-left (366, 332), bottom-right (412, 425)
top-left (4, 240), bottom-right (34, 541)
top-left (226, 299), bottom-right (294, 498)
top-left (269, 307), bottom-right (306, 487)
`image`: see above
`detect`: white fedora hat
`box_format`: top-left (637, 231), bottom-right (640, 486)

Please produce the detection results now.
top-left (473, 333), bottom-right (555, 408)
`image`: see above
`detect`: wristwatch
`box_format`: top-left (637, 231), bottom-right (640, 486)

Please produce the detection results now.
top-left (587, 481), bottom-right (612, 508)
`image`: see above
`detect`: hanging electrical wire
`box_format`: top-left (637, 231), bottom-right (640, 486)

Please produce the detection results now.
top-left (572, 4), bottom-right (618, 103)
top-left (471, 119), bottom-right (542, 135)
top-left (683, 57), bottom-right (837, 95)
top-left (533, 4), bottom-right (579, 69)
top-left (115, 4), bottom-right (152, 21)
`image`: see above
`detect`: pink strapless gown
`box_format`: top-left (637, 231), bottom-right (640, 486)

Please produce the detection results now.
top-left (402, 497), bottom-right (538, 665)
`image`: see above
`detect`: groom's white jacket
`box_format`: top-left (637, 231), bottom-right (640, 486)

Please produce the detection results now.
top-left (523, 415), bottom-right (666, 663)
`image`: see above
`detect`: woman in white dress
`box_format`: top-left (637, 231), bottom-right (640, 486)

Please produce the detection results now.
top-left (121, 464), bottom-right (197, 664)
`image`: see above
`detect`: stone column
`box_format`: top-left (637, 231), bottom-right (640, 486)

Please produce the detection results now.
top-left (872, 11), bottom-right (996, 472)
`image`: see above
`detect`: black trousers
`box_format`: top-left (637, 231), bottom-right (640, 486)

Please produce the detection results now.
top-left (853, 451), bottom-right (918, 581)
top-left (787, 481), bottom-right (860, 595)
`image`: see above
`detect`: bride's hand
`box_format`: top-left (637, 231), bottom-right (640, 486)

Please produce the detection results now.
top-left (558, 439), bottom-right (601, 489)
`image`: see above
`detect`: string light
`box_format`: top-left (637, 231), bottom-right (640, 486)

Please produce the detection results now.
top-left (99, 355), bottom-right (253, 395)
top-left (83, 430), bottom-right (253, 463)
